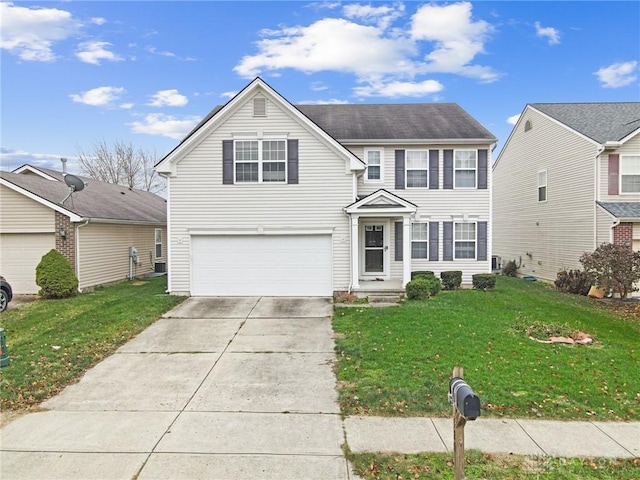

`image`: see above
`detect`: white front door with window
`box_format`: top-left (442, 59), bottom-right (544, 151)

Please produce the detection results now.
top-left (361, 222), bottom-right (389, 278)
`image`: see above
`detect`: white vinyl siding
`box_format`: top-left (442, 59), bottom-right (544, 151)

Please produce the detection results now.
top-left (0, 184), bottom-right (55, 233)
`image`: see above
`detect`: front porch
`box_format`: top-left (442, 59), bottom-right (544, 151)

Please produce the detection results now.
top-left (351, 279), bottom-right (405, 303)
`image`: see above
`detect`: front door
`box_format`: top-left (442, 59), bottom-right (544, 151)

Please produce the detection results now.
top-left (363, 224), bottom-right (387, 276)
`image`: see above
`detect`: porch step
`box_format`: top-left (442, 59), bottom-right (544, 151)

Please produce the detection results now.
top-left (368, 294), bottom-right (403, 304)
top-left (355, 290), bottom-right (405, 304)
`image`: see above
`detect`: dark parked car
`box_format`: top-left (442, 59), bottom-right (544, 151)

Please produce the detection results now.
top-left (0, 276), bottom-right (12, 312)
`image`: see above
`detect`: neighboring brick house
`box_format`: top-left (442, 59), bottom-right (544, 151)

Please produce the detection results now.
top-left (493, 102), bottom-right (640, 281)
top-left (0, 165), bottom-right (167, 294)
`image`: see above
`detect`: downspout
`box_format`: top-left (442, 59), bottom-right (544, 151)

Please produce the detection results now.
top-left (594, 144), bottom-right (605, 250)
top-left (75, 220), bottom-right (90, 292)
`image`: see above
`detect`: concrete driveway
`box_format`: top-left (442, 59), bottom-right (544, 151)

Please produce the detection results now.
top-left (1, 297), bottom-right (356, 479)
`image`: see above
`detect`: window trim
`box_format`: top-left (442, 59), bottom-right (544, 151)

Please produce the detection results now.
top-left (234, 139), bottom-right (287, 184)
top-left (364, 148), bottom-right (384, 183)
top-left (619, 154), bottom-right (640, 194)
top-left (411, 222), bottom-right (429, 259)
top-left (405, 149), bottom-right (429, 188)
top-left (154, 228), bottom-right (163, 259)
top-left (538, 169), bottom-right (547, 202)
top-left (454, 221), bottom-right (476, 260)
top-left (454, 149), bottom-right (477, 189)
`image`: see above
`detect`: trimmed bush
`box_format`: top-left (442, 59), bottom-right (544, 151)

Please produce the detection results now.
top-left (554, 269), bottom-right (591, 296)
top-left (406, 275), bottom-right (441, 300)
top-left (411, 271), bottom-right (435, 280)
top-left (472, 273), bottom-right (496, 291)
top-left (36, 249), bottom-right (78, 299)
top-left (502, 260), bottom-right (518, 277)
top-left (440, 270), bottom-right (462, 290)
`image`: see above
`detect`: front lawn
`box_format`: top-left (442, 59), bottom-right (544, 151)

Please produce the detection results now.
top-left (0, 276), bottom-right (185, 411)
top-left (333, 276), bottom-right (639, 420)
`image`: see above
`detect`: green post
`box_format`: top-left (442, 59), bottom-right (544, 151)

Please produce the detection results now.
top-left (0, 328), bottom-right (10, 368)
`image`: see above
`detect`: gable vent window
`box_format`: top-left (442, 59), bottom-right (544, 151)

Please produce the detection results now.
top-left (253, 97), bottom-right (267, 117)
top-left (524, 119), bottom-right (532, 132)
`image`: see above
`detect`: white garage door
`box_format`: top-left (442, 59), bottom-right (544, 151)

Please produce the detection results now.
top-left (0, 233), bottom-right (55, 294)
top-left (191, 235), bottom-right (332, 296)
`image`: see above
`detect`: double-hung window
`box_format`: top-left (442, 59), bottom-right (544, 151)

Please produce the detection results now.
top-left (365, 149), bottom-right (383, 182)
top-left (406, 150), bottom-right (428, 188)
top-left (538, 170), bottom-right (547, 202)
top-left (454, 222), bottom-right (476, 259)
top-left (235, 140), bottom-right (286, 183)
top-left (454, 150), bottom-right (477, 188)
top-left (154, 229), bottom-right (162, 259)
top-left (411, 223), bottom-right (428, 259)
top-left (620, 155), bottom-right (640, 193)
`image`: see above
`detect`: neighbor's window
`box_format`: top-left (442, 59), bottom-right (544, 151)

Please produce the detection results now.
top-left (538, 170), bottom-right (547, 202)
top-left (454, 222), bottom-right (476, 259)
top-left (620, 155), bottom-right (640, 193)
top-left (406, 150), bottom-right (428, 188)
top-left (235, 140), bottom-right (286, 183)
top-left (411, 223), bottom-right (428, 259)
top-left (365, 149), bottom-right (383, 182)
top-left (454, 150), bottom-right (477, 188)
top-left (155, 229), bottom-right (162, 259)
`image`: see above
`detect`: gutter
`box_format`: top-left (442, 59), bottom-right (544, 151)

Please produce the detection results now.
top-left (594, 144), bottom-right (605, 250)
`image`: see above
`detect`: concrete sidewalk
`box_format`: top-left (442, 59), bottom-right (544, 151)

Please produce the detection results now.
top-left (344, 416), bottom-right (639, 458)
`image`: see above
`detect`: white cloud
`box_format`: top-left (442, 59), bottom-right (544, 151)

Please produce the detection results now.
top-left (147, 89), bottom-right (188, 107)
top-left (0, 2), bottom-right (81, 61)
top-left (69, 86), bottom-right (125, 107)
top-left (120, 103), bottom-right (134, 110)
top-left (220, 91), bottom-right (238, 99)
top-left (128, 114), bottom-right (200, 139)
top-left (298, 98), bottom-right (350, 105)
top-left (343, 3), bottom-right (404, 29)
top-left (310, 81), bottom-right (328, 91)
top-left (354, 79), bottom-right (443, 97)
top-left (90, 17), bottom-right (106, 26)
top-left (145, 45), bottom-right (196, 61)
top-left (75, 40), bottom-right (123, 65)
top-left (594, 60), bottom-right (638, 88)
top-left (507, 114), bottom-right (521, 125)
top-left (0, 147), bottom-right (78, 173)
top-left (411, 2), bottom-right (498, 82)
top-left (534, 21), bottom-right (560, 45)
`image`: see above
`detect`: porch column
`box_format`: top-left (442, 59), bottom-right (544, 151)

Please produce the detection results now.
top-left (351, 214), bottom-right (360, 289)
top-left (403, 215), bottom-right (411, 287)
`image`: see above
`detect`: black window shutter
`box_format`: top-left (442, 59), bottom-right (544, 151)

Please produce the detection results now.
top-left (443, 221), bottom-right (453, 261)
top-left (478, 149), bottom-right (488, 189)
top-left (429, 222), bottom-right (439, 261)
top-left (395, 150), bottom-right (405, 190)
top-left (395, 221), bottom-right (403, 261)
top-left (429, 150), bottom-right (439, 189)
top-left (222, 140), bottom-right (234, 184)
top-left (288, 139), bottom-right (299, 184)
top-left (477, 221), bottom-right (487, 261)
top-left (443, 150), bottom-right (453, 189)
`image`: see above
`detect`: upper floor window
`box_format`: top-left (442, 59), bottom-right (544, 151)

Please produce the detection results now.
top-left (235, 140), bottom-right (286, 183)
top-left (538, 170), bottom-right (547, 202)
top-left (454, 150), bottom-right (477, 188)
top-left (454, 222), bottom-right (476, 259)
top-left (411, 222), bottom-right (428, 259)
top-left (620, 155), bottom-right (640, 193)
top-left (406, 150), bottom-right (428, 188)
top-left (365, 149), bottom-right (383, 182)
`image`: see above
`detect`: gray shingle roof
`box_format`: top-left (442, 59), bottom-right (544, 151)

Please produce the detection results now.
top-left (1, 166), bottom-right (166, 224)
top-left (596, 201), bottom-right (640, 220)
top-left (531, 103), bottom-right (640, 143)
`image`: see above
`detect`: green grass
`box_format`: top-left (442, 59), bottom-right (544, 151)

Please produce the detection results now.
top-left (0, 276), bottom-right (185, 411)
top-left (333, 276), bottom-right (640, 420)
top-left (348, 451), bottom-right (640, 479)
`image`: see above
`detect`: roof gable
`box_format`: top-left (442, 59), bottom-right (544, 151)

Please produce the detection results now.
top-left (345, 189), bottom-right (417, 215)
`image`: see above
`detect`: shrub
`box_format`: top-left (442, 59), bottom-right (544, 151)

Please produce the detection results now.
top-left (440, 271), bottom-right (462, 290)
top-left (406, 276), bottom-right (441, 300)
top-left (502, 260), bottom-right (518, 277)
top-left (472, 273), bottom-right (496, 291)
top-left (554, 269), bottom-right (591, 296)
top-left (36, 249), bottom-right (78, 299)
top-left (411, 271), bottom-right (434, 280)
top-left (580, 243), bottom-right (640, 299)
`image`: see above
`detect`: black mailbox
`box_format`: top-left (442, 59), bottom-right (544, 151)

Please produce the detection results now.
top-left (449, 377), bottom-right (481, 420)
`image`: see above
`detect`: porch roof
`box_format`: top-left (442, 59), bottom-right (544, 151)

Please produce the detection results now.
top-left (344, 189), bottom-right (416, 216)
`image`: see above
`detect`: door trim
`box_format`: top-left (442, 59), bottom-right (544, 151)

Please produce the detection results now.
top-left (359, 220), bottom-right (390, 279)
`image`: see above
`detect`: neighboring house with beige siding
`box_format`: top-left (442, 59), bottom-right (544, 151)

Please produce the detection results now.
top-left (493, 102), bottom-right (640, 282)
top-left (0, 165), bottom-right (167, 294)
top-left (156, 78), bottom-right (496, 297)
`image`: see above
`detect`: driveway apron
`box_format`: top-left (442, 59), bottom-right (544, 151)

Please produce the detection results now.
top-left (1, 297), bottom-right (353, 480)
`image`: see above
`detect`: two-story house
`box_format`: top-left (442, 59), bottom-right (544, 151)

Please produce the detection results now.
top-left (493, 102), bottom-right (640, 282)
top-left (155, 78), bottom-right (496, 297)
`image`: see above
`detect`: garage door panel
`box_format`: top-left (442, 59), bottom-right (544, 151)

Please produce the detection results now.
top-left (191, 235), bottom-right (332, 296)
top-left (0, 233), bottom-right (55, 294)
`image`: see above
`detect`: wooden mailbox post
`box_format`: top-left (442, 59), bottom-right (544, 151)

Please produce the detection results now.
top-left (449, 366), bottom-right (481, 480)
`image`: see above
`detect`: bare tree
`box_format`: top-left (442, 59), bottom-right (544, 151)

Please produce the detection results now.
top-left (77, 140), bottom-right (165, 193)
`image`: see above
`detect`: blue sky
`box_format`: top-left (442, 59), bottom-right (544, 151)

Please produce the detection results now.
top-left (1, 1), bottom-right (639, 174)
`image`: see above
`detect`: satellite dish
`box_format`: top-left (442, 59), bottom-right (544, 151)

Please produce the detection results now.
top-left (64, 174), bottom-right (85, 192)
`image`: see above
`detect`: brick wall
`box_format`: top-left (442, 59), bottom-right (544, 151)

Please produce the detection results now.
top-left (55, 211), bottom-right (76, 271)
top-left (612, 222), bottom-right (633, 250)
